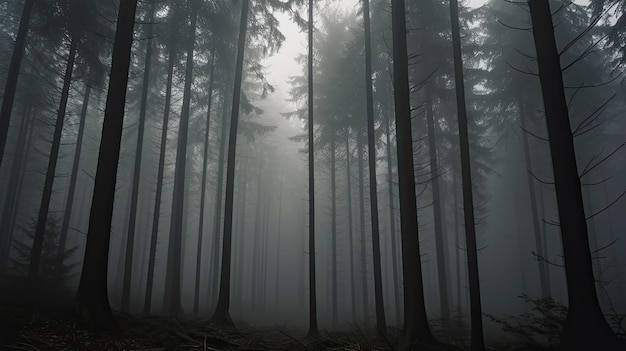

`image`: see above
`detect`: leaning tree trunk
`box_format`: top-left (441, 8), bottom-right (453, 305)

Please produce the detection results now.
top-left (449, 0), bottom-right (485, 349)
top-left (425, 85), bottom-right (450, 321)
top-left (163, 0), bottom-right (199, 316)
top-left (58, 82), bottom-right (91, 260)
top-left (0, 0), bottom-right (34, 168)
top-left (121, 3), bottom-right (156, 313)
top-left (194, 50), bottom-right (216, 317)
top-left (306, 0), bottom-right (318, 337)
top-left (529, 1), bottom-right (620, 349)
top-left (30, 33), bottom-right (79, 278)
top-left (384, 103), bottom-right (401, 325)
top-left (209, 0), bottom-right (249, 327)
top-left (390, 0), bottom-right (435, 346)
top-left (362, 0), bottom-right (386, 333)
top-left (345, 130), bottom-right (357, 322)
top-left (143, 3), bottom-right (180, 314)
top-left (517, 95), bottom-right (550, 298)
top-left (75, 0), bottom-right (138, 330)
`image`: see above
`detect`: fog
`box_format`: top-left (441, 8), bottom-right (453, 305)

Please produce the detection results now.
top-left (0, 0), bottom-right (625, 349)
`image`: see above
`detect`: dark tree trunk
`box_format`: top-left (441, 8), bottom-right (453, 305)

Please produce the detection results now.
top-left (143, 3), bottom-right (179, 314)
top-left (390, 0), bottom-right (435, 346)
top-left (251, 153), bottom-right (263, 309)
top-left (74, 0), bottom-right (138, 330)
top-left (449, 0), bottom-right (485, 348)
top-left (194, 51), bottom-right (216, 317)
top-left (58, 83), bottom-right (91, 259)
top-left (30, 35), bottom-right (78, 278)
top-left (425, 86), bottom-right (450, 321)
top-left (0, 105), bottom-right (31, 269)
top-left (234, 159), bottom-right (247, 313)
top-left (331, 132), bottom-right (338, 328)
top-left (0, 0), bottom-right (34, 168)
top-left (452, 160), bottom-right (463, 319)
top-left (517, 96), bottom-right (550, 298)
top-left (357, 126), bottom-right (370, 327)
top-left (306, 0), bottom-right (318, 337)
top-left (121, 4), bottom-right (156, 313)
top-left (384, 104), bottom-right (401, 325)
top-left (345, 130), bottom-right (357, 322)
top-left (528, 1), bottom-right (620, 349)
top-left (210, 94), bottom-right (228, 306)
top-left (210, 0), bottom-right (249, 326)
top-left (163, 0), bottom-right (199, 316)
top-left (362, 0), bottom-right (386, 333)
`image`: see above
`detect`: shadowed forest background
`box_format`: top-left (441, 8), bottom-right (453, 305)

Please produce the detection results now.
top-left (0, 0), bottom-right (625, 350)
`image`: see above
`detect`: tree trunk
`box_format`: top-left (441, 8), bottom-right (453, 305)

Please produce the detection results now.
top-left (210, 94), bottom-right (228, 306)
top-left (58, 83), bottom-right (91, 260)
top-left (452, 160), bottom-right (463, 320)
top-left (251, 152), bottom-right (263, 308)
top-left (75, 0), bottom-right (138, 330)
top-left (330, 132), bottom-right (338, 328)
top-left (518, 96), bottom-right (550, 298)
top-left (143, 3), bottom-right (179, 314)
top-left (121, 3), bottom-right (156, 313)
top-left (163, 0), bottom-right (199, 316)
top-left (0, 0), bottom-right (34, 168)
top-left (234, 159), bottom-right (247, 314)
top-left (30, 35), bottom-right (78, 278)
top-left (356, 128), bottom-right (370, 327)
top-left (274, 174), bottom-right (283, 308)
top-left (384, 104), bottom-right (401, 326)
top-left (345, 130), bottom-right (357, 322)
top-left (209, 0), bottom-right (249, 326)
top-left (194, 50), bottom-right (216, 317)
top-left (0, 105), bottom-right (31, 269)
top-left (306, 0), bottom-right (318, 337)
top-left (527, 1), bottom-right (620, 349)
top-left (362, 0), bottom-right (386, 333)
top-left (390, 0), bottom-right (435, 346)
top-left (449, 0), bottom-right (485, 348)
top-left (425, 85), bottom-right (450, 320)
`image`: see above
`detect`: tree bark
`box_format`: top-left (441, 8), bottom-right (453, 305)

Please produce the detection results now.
top-left (30, 35), bottom-right (78, 278)
top-left (75, 0), bottom-right (138, 330)
top-left (528, 1), bottom-right (620, 349)
top-left (363, 0), bottom-right (386, 333)
top-left (0, 0), bottom-right (34, 168)
top-left (210, 0), bottom-right (249, 326)
top-left (331, 132), bottom-right (338, 328)
top-left (357, 127), bottom-right (370, 327)
top-left (194, 50), bottom-right (216, 317)
top-left (449, 0), bottom-right (485, 348)
top-left (163, 0), bottom-right (199, 316)
top-left (390, 0), bottom-right (435, 346)
top-left (345, 130), bottom-right (357, 322)
top-left (121, 3), bottom-right (156, 313)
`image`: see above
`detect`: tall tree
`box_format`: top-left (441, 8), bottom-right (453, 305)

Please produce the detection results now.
top-left (528, 1), bottom-right (621, 349)
top-left (74, 0), bottom-right (138, 330)
top-left (390, 0), bottom-right (435, 346)
top-left (163, 0), bottom-right (199, 316)
top-left (362, 0), bottom-right (386, 333)
top-left (0, 0), bottom-right (34, 168)
top-left (449, 0), bottom-right (485, 349)
top-left (210, 0), bottom-right (250, 326)
top-left (121, 2), bottom-right (156, 313)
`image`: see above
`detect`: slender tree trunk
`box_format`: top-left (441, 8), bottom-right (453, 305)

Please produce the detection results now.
top-left (121, 4), bottom-right (156, 313)
top-left (452, 160), bottom-right (463, 319)
top-left (330, 132), bottom-right (338, 328)
top-left (58, 83), bottom-right (91, 259)
top-left (194, 51), bottom-right (216, 317)
top-left (345, 130), bottom-right (357, 322)
top-left (306, 0), bottom-right (318, 337)
top-left (390, 0), bottom-right (435, 346)
top-left (75, 0), bottom-right (138, 330)
top-left (143, 4), bottom-right (179, 314)
top-left (274, 174), bottom-right (283, 308)
top-left (234, 160), bottom-right (247, 314)
top-left (449, 0), bottom-right (485, 348)
top-left (362, 0), bottom-right (386, 333)
top-left (528, 1), bottom-right (620, 349)
top-left (210, 94), bottom-right (228, 306)
top-left (385, 104), bottom-right (401, 325)
top-left (210, 0), bottom-right (250, 326)
top-left (518, 96), bottom-right (550, 298)
top-left (163, 0), bottom-right (199, 316)
top-left (30, 35), bottom-right (78, 278)
top-left (0, 105), bottom-right (31, 269)
top-left (251, 152), bottom-right (263, 308)
top-left (357, 127), bottom-right (370, 327)
top-left (0, 0), bottom-right (34, 168)
top-left (425, 86), bottom-right (450, 320)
